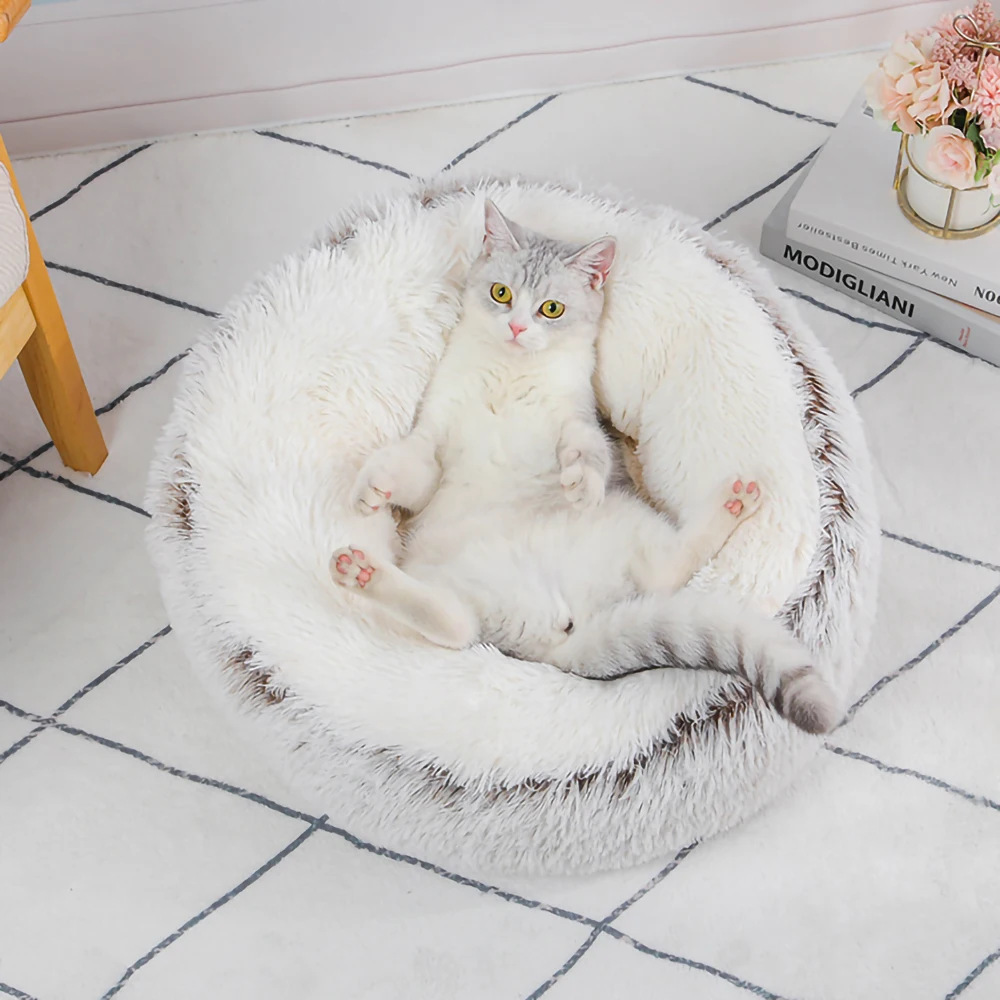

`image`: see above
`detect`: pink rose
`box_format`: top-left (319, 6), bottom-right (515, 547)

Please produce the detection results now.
top-left (982, 126), bottom-right (1000, 151)
top-left (925, 125), bottom-right (979, 188)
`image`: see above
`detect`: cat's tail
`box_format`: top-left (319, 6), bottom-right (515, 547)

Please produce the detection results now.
top-left (546, 591), bottom-right (841, 735)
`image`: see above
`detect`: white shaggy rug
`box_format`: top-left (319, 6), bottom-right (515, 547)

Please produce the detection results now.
top-left (1, 52), bottom-right (998, 1000)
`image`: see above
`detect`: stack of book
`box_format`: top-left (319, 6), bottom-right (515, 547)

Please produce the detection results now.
top-left (761, 93), bottom-right (1000, 366)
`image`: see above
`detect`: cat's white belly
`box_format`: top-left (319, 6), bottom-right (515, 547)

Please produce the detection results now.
top-left (429, 402), bottom-right (565, 510)
top-left (403, 489), bottom-right (663, 654)
top-left (442, 406), bottom-right (559, 479)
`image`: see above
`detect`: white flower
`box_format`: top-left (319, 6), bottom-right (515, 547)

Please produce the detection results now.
top-left (881, 32), bottom-right (938, 79)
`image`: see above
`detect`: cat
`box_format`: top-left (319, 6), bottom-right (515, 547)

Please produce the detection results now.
top-left (330, 199), bottom-right (842, 735)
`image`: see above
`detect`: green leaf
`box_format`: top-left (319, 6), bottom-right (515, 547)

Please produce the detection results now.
top-left (891, 122), bottom-right (902, 133)
top-left (975, 161), bottom-right (990, 182)
top-left (966, 120), bottom-right (988, 155)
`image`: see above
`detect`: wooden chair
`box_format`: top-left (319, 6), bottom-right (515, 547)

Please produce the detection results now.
top-left (0, 1), bottom-right (107, 474)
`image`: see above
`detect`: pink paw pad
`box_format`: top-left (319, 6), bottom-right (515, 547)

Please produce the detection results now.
top-left (331, 547), bottom-right (375, 589)
top-left (724, 476), bottom-right (762, 518)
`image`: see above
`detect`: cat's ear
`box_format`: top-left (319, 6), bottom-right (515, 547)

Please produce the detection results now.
top-left (566, 237), bottom-right (617, 290)
top-left (483, 199), bottom-right (521, 253)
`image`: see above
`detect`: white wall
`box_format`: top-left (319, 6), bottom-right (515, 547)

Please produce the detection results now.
top-left (1, 0), bottom-right (955, 156)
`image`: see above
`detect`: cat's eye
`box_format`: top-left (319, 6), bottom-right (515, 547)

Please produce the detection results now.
top-left (539, 300), bottom-right (565, 319)
top-left (490, 283), bottom-right (512, 304)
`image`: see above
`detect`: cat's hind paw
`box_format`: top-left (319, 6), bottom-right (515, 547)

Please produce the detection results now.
top-left (723, 478), bottom-right (762, 521)
top-left (331, 547), bottom-right (376, 589)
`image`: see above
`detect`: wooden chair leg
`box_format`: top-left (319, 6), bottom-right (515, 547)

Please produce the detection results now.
top-left (0, 134), bottom-right (107, 474)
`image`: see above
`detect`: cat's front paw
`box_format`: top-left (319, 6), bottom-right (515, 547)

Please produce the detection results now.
top-left (351, 459), bottom-right (395, 516)
top-left (723, 478), bottom-right (762, 522)
top-left (559, 449), bottom-right (606, 507)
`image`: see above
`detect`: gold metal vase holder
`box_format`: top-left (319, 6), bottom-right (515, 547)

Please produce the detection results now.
top-left (893, 13), bottom-right (1000, 239)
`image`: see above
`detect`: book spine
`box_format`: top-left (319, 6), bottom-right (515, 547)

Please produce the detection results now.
top-left (760, 224), bottom-right (1000, 367)
top-left (785, 205), bottom-right (1000, 320)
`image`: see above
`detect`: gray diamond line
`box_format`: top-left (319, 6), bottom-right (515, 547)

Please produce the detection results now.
top-left (825, 745), bottom-right (1000, 813)
top-left (0, 625), bottom-right (171, 766)
top-left (883, 530), bottom-right (1000, 574)
top-left (845, 580), bottom-right (1000, 720)
top-left (601, 926), bottom-right (794, 1000)
top-left (0, 982), bottom-right (39, 1000)
top-left (0, 440), bottom-right (54, 485)
top-left (100, 816), bottom-right (327, 999)
top-left (256, 129), bottom-right (412, 178)
top-left (0, 451), bottom-right (150, 518)
top-left (0, 700), bottom-right (42, 723)
top-left (57, 625), bottom-right (173, 714)
top-left (525, 843), bottom-right (699, 999)
top-left (0, 697), bottom-right (49, 766)
top-left (782, 287), bottom-right (918, 335)
top-left (443, 94), bottom-right (559, 171)
top-left (0, 731), bottom-right (41, 765)
top-left (930, 333), bottom-right (1000, 368)
top-left (54, 722), bottom-right (321, 823)
top-left (316, 806), bottom-right (603, 928)
top-left (29, 143), bottom-right (154, 222)
top-left (945, 944), bottom-right (1000, 998)
top-left (525, 926), bottom-right (603, 1000)
top-left (46, 261), bottom-right (219, 317)
top-left (852, 336), bottom-right (926, 397)
top-left (704, 146), bottom-right (821, 231)
top-left (96, 348), bottom-right (191, 416)
top-left (604, 843), bottom-right (699, 923)
top-left (685, 75), bottom-right (837, 128)
top-left (784, 289), bottom-right (999, 379)
top-left (0, 440), bottom-right (58, 485)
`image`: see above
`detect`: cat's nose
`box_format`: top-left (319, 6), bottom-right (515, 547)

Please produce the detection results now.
top-left (509, 321), bottom-right (527, 337)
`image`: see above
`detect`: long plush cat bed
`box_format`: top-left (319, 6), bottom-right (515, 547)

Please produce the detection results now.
top-left (147, 174), bottom-right (880, 874)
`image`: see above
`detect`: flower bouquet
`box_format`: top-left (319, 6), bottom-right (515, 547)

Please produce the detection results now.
top-left (867, 1), bottom-right (1000, 237)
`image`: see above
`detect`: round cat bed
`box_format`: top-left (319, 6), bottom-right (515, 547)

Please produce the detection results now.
top-left (147, 174), bottom-right (880, 874)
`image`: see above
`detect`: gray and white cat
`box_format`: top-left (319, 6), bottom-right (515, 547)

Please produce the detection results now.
top-left (331, 200), bottom-right (841, 734)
